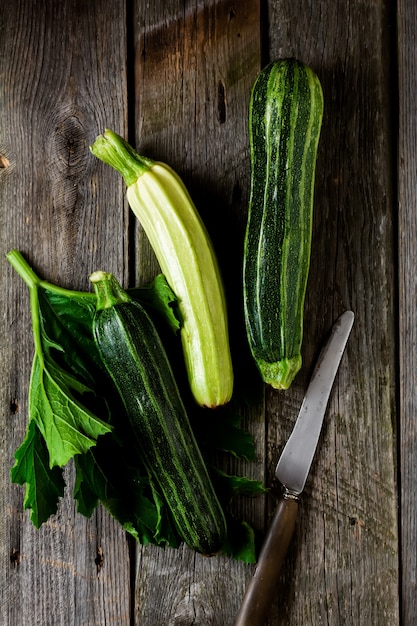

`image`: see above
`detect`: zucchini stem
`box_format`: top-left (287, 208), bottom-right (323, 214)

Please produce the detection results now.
top-left (6, 249), bottom-right (39, 290)
top-left (6, 249), bottom-right (44, 366)
top-left (90, 271), bottom-right (131, 310)
top-left (6, 249), bottom-right (96, 300)
top-left (90, 129), bottom-right (153, 186)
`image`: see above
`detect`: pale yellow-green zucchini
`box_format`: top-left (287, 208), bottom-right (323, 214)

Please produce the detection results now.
top-left (90, 130), bottom-right (233, 408)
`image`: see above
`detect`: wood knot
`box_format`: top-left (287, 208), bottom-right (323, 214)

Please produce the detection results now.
top-left (52, 115), bottom-right (87, 174)
top-left (0, 154), bottom-right (10, 168)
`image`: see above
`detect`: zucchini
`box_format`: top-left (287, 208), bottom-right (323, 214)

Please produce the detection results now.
top-left (90, 130), bottom-right (233, 409)
top-left (90, 271), bottom-right (227, 555)
top-left (243, 59), bottom-right (324, 389)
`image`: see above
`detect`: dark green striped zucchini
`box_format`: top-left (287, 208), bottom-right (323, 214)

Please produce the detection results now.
top-left (90, 271), bottom-right (226, 555)
top-left (243, 59), bottom-right (324, 389)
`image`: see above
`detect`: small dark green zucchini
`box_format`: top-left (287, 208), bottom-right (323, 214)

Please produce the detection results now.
top-left (90, 271), bottom-right (227, 555)
top-left (243, 59), bottom-right (324, 389)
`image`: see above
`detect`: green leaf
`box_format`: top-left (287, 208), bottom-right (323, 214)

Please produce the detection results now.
top-left (39, 288), bottom-right (102, 384)
top-left (222, 516), bottom-right (257, 564)
top-left (205, 468), bottom-right (266, 562)
top-left (212, 467), bottom-right (268, 505)
top-left (193, 406), bottom-right (256, 461)
top-left (29, 354), bottom-right (112, 468)
top-left (129, 273), bottom-right (181, 333)
top-left (7, 250), bottom-right (266, 561)
top-left (11, 420), bottom-right (65, 527)
top-left (147, 479), bottom-right (181, 548)
top-left (74, 445), bottom-right (180, 548)
top-left (231, 475), bottom-right (267, 497)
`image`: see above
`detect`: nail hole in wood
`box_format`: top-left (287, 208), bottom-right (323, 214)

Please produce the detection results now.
top-left (95, 546), bottom-right (104, 574)
top-left (10, 548), bottom-right (20, 566)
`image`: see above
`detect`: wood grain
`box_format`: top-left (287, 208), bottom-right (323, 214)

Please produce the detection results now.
top-left (0, 1), bottom-right (130, 624)
top-left (132, 1), bottom-right (263, 624)
top-left (0, 0), bottom-right (407, 624)
top-left (265, 1), bottom-right (399, 624)
top-left (398, 0), bottom-right (417, 624)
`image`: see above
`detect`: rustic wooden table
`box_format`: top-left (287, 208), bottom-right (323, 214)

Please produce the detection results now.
top-left (0, 1), bottom-right (414, 624)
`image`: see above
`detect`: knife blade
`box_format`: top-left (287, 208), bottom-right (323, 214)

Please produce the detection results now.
top-left (234, 310), bottom-right (354, 626)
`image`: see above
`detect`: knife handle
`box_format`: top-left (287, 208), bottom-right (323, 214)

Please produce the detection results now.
top-left (234, 495), bottom-right (299, 626)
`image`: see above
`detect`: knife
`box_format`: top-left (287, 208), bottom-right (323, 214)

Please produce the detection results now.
top-left (234, 310), bottom-right (355, 626)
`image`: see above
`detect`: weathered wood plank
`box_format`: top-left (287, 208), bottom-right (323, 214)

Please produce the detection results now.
top-left (264, 1), bottom-right (399, 624)
top-left (132, 1), bottom-right (262, 624)
top-left (0, 1), bottom-right (130, 624)
top-left (0, 1), bottom-right (404, 625)
top-left (398, 0), bottom-right (417, 623)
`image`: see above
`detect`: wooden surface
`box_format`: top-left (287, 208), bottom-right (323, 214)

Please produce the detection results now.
top-left (398, 1), bottom-right (417, 625)
top-left (0, 1), bottom-right (407, 624)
